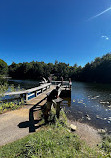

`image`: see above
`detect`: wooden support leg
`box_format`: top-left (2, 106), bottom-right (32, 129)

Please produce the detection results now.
top-left (56, 103), bottom-right (61, 119)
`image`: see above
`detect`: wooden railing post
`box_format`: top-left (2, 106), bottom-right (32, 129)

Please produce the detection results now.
top-left (20, 94), bottom-right (23, 102)
top-left (41, 88), bottom-right (43, 93)
top-left (69, 78), bottom-right (72, 89)
top-left (25, 93), bottom-right (28, 102)
top-left (35, 91), bottom-right (37, 97)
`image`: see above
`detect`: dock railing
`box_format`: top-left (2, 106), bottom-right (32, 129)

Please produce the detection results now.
top-left (51, 80), bottom-right (72, 88)
top-left (0, 83), bottom-right (51, 102)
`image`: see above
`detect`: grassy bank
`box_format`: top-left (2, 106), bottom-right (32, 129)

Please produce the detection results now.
top-left (0, 109), bottom-right (109, 158)
top-left (0, 125), bottom-right (104, 157)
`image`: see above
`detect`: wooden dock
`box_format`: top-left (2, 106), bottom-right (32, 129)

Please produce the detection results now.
top-left (0, 81), bottom-right (72, 146)
top-left (26, 85), bottom-right (55, 105)
top-left (0, 81), bottom-right (71, 103)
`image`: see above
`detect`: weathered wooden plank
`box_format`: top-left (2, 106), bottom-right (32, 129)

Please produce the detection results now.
top-left (26, 83), bottom-right (51, 93)
top-left (51, 81), bottom-right (69, 85)
top-left (28, 93), bottom-right (35, 98)
top-left (53, 98), bottom-right (63, 103)
top-left (37, 90), bottom-right (41, 93)
top-left (52, 81), bottom-right (69, 83)
top-left (1, 90), bottom-right (27, 96)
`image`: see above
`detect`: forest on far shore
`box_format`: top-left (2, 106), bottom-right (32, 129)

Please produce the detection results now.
top-left (1, 53), bottom-right (111, 83)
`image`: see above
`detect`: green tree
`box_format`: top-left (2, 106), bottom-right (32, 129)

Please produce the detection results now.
top-left (0, 59), bottom-right (8, 76)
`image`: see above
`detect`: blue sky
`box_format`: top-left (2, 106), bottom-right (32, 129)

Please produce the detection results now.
top-left (0, 0), bottom-right (111, 66)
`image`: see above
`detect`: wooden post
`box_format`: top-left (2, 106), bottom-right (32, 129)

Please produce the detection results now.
top-left (20, 94), bottom-right (23, 102)
top-left (35, 91), bottom-right (37, 97)
top-left (25, 93), bottom-right (28, 102)
top-left (61, 77), bottom-right (63, 86)
top-left (69, 78), bottom-right (72, 89)
top-left (41, 88), bottom-right (43, 93)
top-left (53, 98), bottom-right (63, 119)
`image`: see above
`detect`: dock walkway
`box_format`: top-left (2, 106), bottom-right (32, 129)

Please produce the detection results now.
top-left (0, 85), bottom-right (55, 146)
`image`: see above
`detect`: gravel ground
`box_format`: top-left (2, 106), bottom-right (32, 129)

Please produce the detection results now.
top-left (68, 120), bottom-right (102, 147)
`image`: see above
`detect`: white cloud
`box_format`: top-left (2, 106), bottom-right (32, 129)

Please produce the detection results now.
top-left (101, 35), bottom-right (109, 40)
top-left (89, 7), bottom-right (111, 20)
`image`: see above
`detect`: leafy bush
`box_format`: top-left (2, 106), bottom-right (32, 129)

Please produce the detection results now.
top-left (0, 101), bottom-right (24, 113)
top-left (100, 135), bottom-right (111, 156)
top-left (0, 83), bottom-right (25, 113)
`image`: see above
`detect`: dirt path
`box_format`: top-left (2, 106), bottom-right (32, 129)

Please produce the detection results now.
top-left (0, 106), bottom-right (102, 147)
top-left (0, 87), bottom-right (55, 146)
top-left (68, 120), bottom-right (102, 147)
top-left (0, 107), bottom-right (31, 146)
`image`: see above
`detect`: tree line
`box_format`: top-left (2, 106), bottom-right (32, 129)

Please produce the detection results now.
top-left (1, 53), bottom-right (111, 83)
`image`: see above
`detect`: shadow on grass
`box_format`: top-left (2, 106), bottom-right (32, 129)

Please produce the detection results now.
top-left (18, 97), bottom-right (47, 133)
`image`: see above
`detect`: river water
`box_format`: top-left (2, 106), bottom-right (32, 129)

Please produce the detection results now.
top-left (8, 79), bottom-right (39, 89)
top-left (7, 80), bottom-right (111, 133)
top-left (64, 82), bottom-right (111, 133)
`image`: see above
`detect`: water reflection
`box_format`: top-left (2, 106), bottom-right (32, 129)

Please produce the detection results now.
top-left (8, 79), bottom-right (39, 89)
top-left (64, 82), bottom-right (111, 134)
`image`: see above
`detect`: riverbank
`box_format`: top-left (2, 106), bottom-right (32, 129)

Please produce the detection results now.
top-left (0, 103), bottom-right (102, 147)
top-left (68, 120), bottom-right (102, 147)
top-left (0, 106), bottom-right (102, 147)
top-left (1, 105), bottom-right (110, 157)
top-left (0, 114), bottom-right (107, 158)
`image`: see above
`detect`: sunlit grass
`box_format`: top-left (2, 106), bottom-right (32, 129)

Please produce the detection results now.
top-left (0, 110), bottom-right (107, 158)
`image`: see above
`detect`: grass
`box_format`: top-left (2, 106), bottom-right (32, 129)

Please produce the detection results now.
top-left (0, 125), bottom-right (104, 158)
top-left (0, 83), bottom-right (25, 113)
top-left (100, 134), bottom-right (111, 157)
top-left (0, 109), bottom-right (108, 158)
top-left (0, 99), bottom-right (24, 114)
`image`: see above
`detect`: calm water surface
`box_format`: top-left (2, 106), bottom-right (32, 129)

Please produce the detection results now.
top-left (7, 80), bottom-right (111, 133)
top-left (8, 79), bottom-right (39, 89)
top-left (64, 81), bottom-right (111, 133)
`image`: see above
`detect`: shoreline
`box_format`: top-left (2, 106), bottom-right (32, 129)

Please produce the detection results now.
top-left (67, 119), bottom-right (102, 147)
